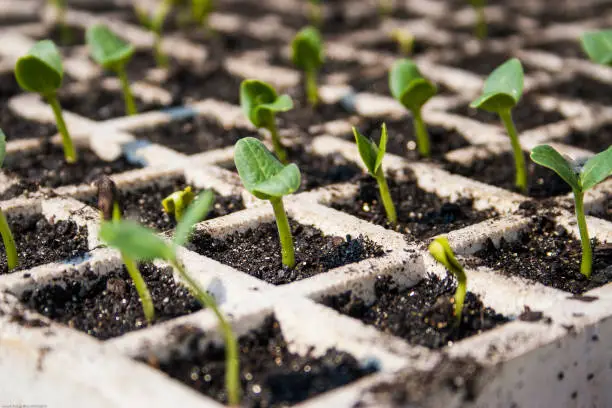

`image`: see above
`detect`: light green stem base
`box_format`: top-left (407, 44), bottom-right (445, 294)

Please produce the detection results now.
top-left (117, 66), bottom-right (137, 116)
top-left (267, 119), bottom-right (288, 164)
top-left (305, 69), bottom-right (319, 107)
top-left (46, 94), bottom-right (77, 164)
top-left (152, 0), bottom-right (172, 68)
top-left (375, 171), bottom-right (397, 225)
top-left (475, 6), bottom-right (487, 39)
top-left (270, 198), bottom-right (295, 268)
top-left (123, 254), bottom-right (154, 323)
top-left (453, 275), bottom-right (467, 323)
top-left (0, 209), bottom-right (18, 270)
top-left (499, 109), bottom-right (527, 193)
top-left (574, 191), bottom-right (593, 278)
top-left (412, 109), bottom-right (431, 158)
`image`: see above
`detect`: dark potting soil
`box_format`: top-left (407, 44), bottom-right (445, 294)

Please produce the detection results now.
top-left (548, 74), bottom-right (612, 106)
top-left (189, 220), bottom-right (384, 285)
top-left (451, 52), bottom-right (535, 76)
top-left (563, 124), bottom-right (612, 154)
top-left (39, 25), bottom-right (86, 47)
top-left (444, 151), bottom-right (573, 198)
top-left (449, 96), bottom-right (566, 132)
top-left (20, 263), bottom-right (201, 340)
top-left (451, 22), bottom-right (519, 39)
top-left (362, 38), bottom-right (430, 56)
top-left (155, 315), bottom-right (377, 407)
top-left (350, 72), bottom-right (454, 97)
top-left (277, 99), bottom-right (353, 134)
top-left (470, 215), bottom-right (612, 294)
top-left (331, 174), bottom-right (498, 240)
top-left (268, 52), bottom-right (363, 78)
top-left (531, 40), bottom-right (585, 59)
top-left (0, 71), bottom-right (22, 101)
top-left (320, 274), bottom-right (508, 349)
top-left (0, 104), bottom-right (57, 141)
top-left (0, 213), bottom-right (88, 275)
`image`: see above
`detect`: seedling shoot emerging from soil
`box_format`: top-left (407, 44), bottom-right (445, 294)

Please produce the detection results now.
top-left (307, 0), bottom-right (322, 27)
top-left (234, 137), bottom-right (301, 268)
top-left (530, 145), bottom-right (612, 278)
top-left (581, 29), bottom-right (612, 65)
top-left (162, 186), bottom-right (195, 222)
top-left (390, 29), bottom-right (415, 56)
top-left (99, 190), bottom-right (240, 405)
top-left (15, 40), bottom-right (77, 163)
top-left (49, 0), bottom-right (71, 44)
top-left (471, 58), bottom-right (526, 193)
top-left (354, 123), bottom-right (397, 225)
top-left (87, 24), bottom-right (138, 116)
top-left (468, 0), bottom-right (487, 39)
top-left (428, 236), bottom-right (467, 323)
top-left (240, 79), bottom-right (294, 163)
top-left (389, 58), bottom-right (437, 157)
top-left (0, 130), bottom-right (18, 270)
top-left (292, 26), bottom-right (325, 106)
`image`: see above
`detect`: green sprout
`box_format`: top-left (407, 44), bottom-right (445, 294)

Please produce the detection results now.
top-left (379, 0), bottom-right (393, 16)
top-left (234, 137), bottom-right (301, 268)
top-left (240, 79), bottom-right (294, 163)
top-left (86, 24), bottom-right (138, 116)
top-left (162, 186), bottom-right (195, 222)
top-left (388, 58), bottom-right (437, 157)
top-left (150, 0), bottom-right (175, 67)
top-left (390, 29), bottom-right (415, 56)
top-left (95, 175), bottom-right (154, 323)
top-left (471, 58), bottom-right (526, 193)
top-left (468, 0), bottom-right (487, 39)
top-left (307, 0), bottom-right (322, 27)
top-left (581, 29), bottom-right (612, 65)
top-left (428, 236), bottom-right (467, 323)
top-left (291, 26), bottom-right (325, 106)
top-left (99, 189), bottom-right (240, 405)
top-left (530, 145), bottom-right (612, 278)
top-left (49, 0), bottom-right (71, 44)
top-left (0, 130), bottom-right (18, 271)
top-left (15, 40), bottom-right (77, 164)
top-left (191, 0), bottom-right (214, 27)
top-left (353, 123), bottom-right (397, 225)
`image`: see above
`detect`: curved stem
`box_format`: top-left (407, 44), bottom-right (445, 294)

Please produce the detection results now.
top-left (0, 209), bottom-right (18, 270)
top-left (46, 94), bottom-right (77, 164)
top-left (412, 108), bottom-right (431, 158)
top-left (453, 271), bottom-right (467, 324)
top-left (305, 69), bottom-right (319, 107)
top-left (270, 197), bottom-right (295, 268)
top-left (375, 171), bottom-right (397, 225)
top-left (574, 191), bottom-right (592, 278)
top-left (266, 118), bottom-right (287, 164)
top-left (117, 66), bottom-right (137, 116)
top-left (499, 109), bottom-right (527, 194)
top-left (475, 5), bottom-right (487, 39)
top-left (123, 254), bottom-right (155, 323)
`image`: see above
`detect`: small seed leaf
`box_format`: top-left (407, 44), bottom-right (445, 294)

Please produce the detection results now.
top-left (470, 58), bottom-right (523, 113)
top-left (354, 124), bottom-right (387, 175)
top-left (530, 145), bottom-right (581, 192)
top-left (580, 145), bottom-right (612, 191)
top-left (429, 236), bottom-right (464, 276)
top-left (389, 59), bottom-right (437, 112)
top-left (0, 129), bottom-right (6, 168)
top-left (86, 24), bottom-right (134, 70)
top-left (15, 40), bottom-right (63, 95)
top-left (581, 30), bottom-right (612, 66)
top-left (240, 79), bottom-right (293, 128)
top-left (174, 189), bottom-right (215, 246)
top-left (99, 220), bottom-right (175, 262)
top-left (291, 26), bottom-right (324, 72)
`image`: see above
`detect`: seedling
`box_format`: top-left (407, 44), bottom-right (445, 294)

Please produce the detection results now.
top-left (49, 0), bottom-right (71, 44)
top-left (530, 145), bottom-right (612, 278)
top-left (240, 79), bottom-right (294, 163)
top-left (95, 175), bottom-right (154, 323)
top-left (99, 190), bottom-right (240, 405)
top-left (86, 24), bottom-right (138, 116)
top-left (428, 236), bottom-right (467, 323)
top-left (162, 186), bottom-right (195, 222)
top-left (581, 29), bottom-right (612, 65)
top-left (150, 0), bottom-right (174, 67)
top-left (291, 26), bottom-right (325, 106)
top-left (307, 0), bottom-right (322, 27)
top-left (388, 58), bottom-right (437, 157)
top-left (191, 0), bottom-right (214, 27)
top-left (234, 137), bottom-right (301, 268)
top-left (468, 0), bottom-right (487, 39)
top-left (353, 124), bottom-right (397, 225)
top-left (0, 130), bottom-right (18, 271)
top-left (15, 40), bottom-right (77, 163)
top-left (471, 58), bottom-right (526, 192)
top-left (390, 29), bottom-right (415, 56)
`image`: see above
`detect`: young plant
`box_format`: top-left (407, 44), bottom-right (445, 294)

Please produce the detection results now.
top-left (390, 29), bottom-right (415, 56)
top-left (15, 40), bottom-right (77, 163)
top-left (95, 176), bottom-right (154, 323)
top-left (307, 0), bottom-right (322, 27)
top-left (388, 58), bottom-right (437, 157)
top-left (99, 190), bottom-right (240, 405)
top-left (0, 130), bottom-right (18, 271)
top-left (471, 58), bottom-right (526, 192)
top-left (240, 79), bottom-right (294, 163)
top-left (468, 0), bottom-right (487, 39)
top-left (86, 24), bottom-right (138, 116)
top-left (530, 145), bottom-right (612, 278)
top-left (291, 26), bottom-right (325, 106)
top-left (353, 123), bottom-right (397, 225)
top-left (428, 236), bottom-right (467, 323)
top-left (150, 0), bottom-right (175, 67)
top-left (234, 137), bottom-right (301, 268)
top-left (49, 0), bottom-right (71, 44)
top-left (162, 186), bottom-right (195, 222)
top-left (580, 29), bottom-right (612, 66)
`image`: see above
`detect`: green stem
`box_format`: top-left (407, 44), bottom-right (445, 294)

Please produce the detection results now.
top-left (499, 109), bottom-right (527, 194)
top-left (152, 0), bottom-right (172, 68)
top-left (270, 198), bottom-right (295, 268)
top-left (267, 118), bottom-right (288, 164)
top-left (53, 0), bottom-right (71, 45)
top-left (308, 1), bottom-right (322, 27)
top-left (412, 108), bottom-right (431, 158)
top-left (475, 5), bottom-right (487, 39)
top-left (453, 272), bottom-right (467, 324)
top-left (375, 170), bottom-right (397, 225)
top-left (123, 254), bottom-right (155, 323)
top-left (379, 0), bottom-right (393, 16)
top-left (574, 191), bottom-right (592, 278)
top-left (0, 209), bottom-right (18, 270)
top-left (305, 69), bottom-right (319, 107)
top-left (46, 94), bottom-right (77, 164)
top-left (117, 66), bottom-right (137, 116)
top-left (171, 259), bottom-right (240, 406)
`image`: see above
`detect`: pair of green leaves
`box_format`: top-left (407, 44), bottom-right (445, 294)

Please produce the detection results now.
top-left (240, 80), bottom-right (293, 128)
top-left (581, 29), bottom-right (612, 65)
top-left (354, 124), bottom-right (387, 177)
top-left (471, 58), bottom-right (523, 113)
top-left (389, 59), bottom-right (437, 112)
top-left (429, 236), bottom-right (467, 322)
top-left (87, 24), bottom-right (134, 71)
top-left (291, 26), bottom-right (324, 72)
top-left (15, 40), bottom-right (64, 96)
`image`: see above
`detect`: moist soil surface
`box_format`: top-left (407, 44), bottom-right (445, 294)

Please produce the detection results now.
top-left (331, 174), bottom-right (498, 240)
top-left (469, 215), bottom-right (612, 294)
top-left (530, 40), bottom-right (585, 59)
top-left (362, 38), bottom-right (430, 56)
top-left (450, 51), bottom-right (535, 76)
top-left (547, 74), bottom-right (612, 106)
top-left (189, 220), bottom-right (384, 285)
top-left (444, 151), bottom-right (573, 198)
top-left (350, 72), bottom-right (455, 97)
top-left (321, 274), bottom-right (508, 349)
top-left (451, 22), bottom-right (519, 39)
top-left (155, 315), bottom-right (378, 407)
top-left (0, 104), bottom-right (58, 141)
top-left (0, 213), bottom-right (88, 275)
top-left (20, 263), bottom-right (201, 340)
top-left (39, 25), bottom-right (86, 47)
top-left (563, 125), bottom-right (612, 153)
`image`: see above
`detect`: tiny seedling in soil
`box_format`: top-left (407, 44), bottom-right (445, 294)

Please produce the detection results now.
top-left (99, 189), bottom-right (241, 405)
top-left (240, 79), bottom-right (294, 163)
top-left (234, 137), bottom-right (301, 268)
top-left (581, 29), bottom-right (612, 65)
top-left (530, 144), bottom-right (612, 278)
top-left (162, 186), bottom-right (195, 222)
top-left (471, 58), bottom-right (526, 193)
top-left (86, 24), bottom-right (138, 116)
top-left (307, 0), bottom-right (322, 27)
top-left (150, 0), bottom-right (175, 67)
top-left (389, 58), bottom-right (437, 157)
top-left (190, 0), bottom-right (214, 27)
top-left (353, 123), bottom-right (397, 225)
top-left (468, 0), bottom-right (487, 39)
top-left (15, 40), bottom-right (77, 163)
top-left (429, 236), bottom-right (467, 323)
top-left (49, 0), bottom-right (71, 44)
top-left (0, 129), bottom-right (18, 270)
top-left (390, 29), bottom-right (415, 56)
top-left (291, 26), bottom-right (325, 106)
